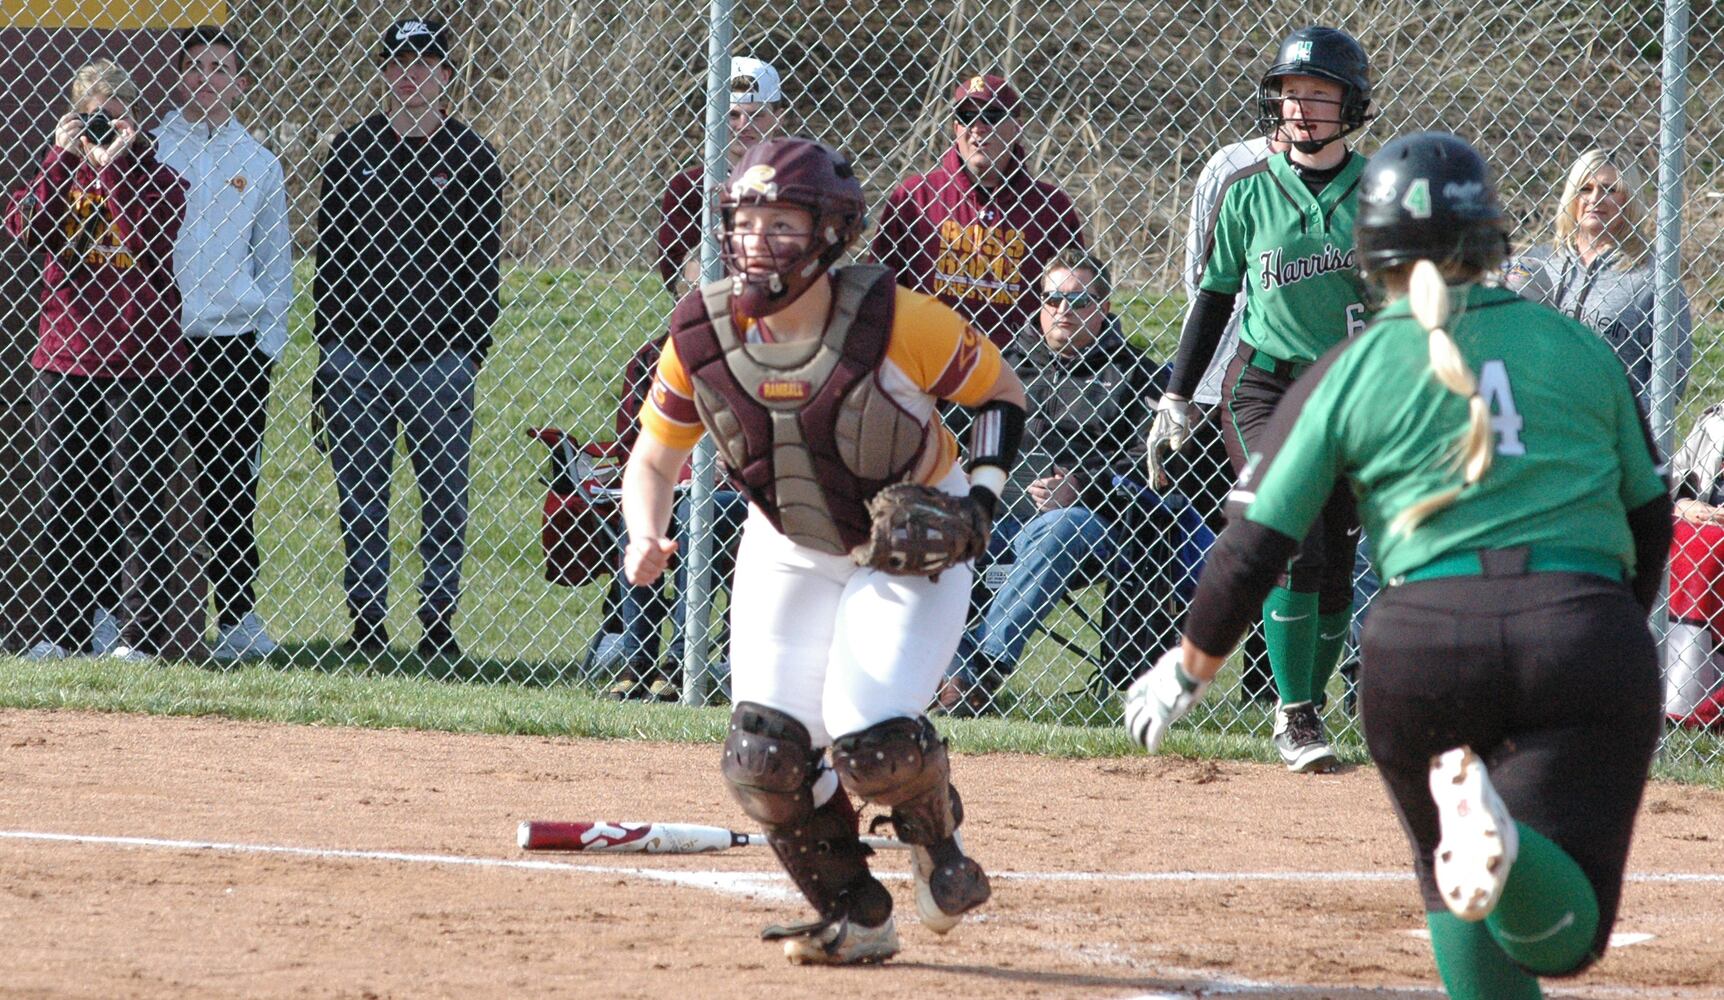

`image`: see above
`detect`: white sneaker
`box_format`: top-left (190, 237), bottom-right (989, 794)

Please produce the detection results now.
top-left (23, 641), bottom-right (71, 661)
top-left (780, 917), bottom-right (899, 965)
top-left (212, 613), bottom-right (279, 661)
top-left (1273, 701), bottom-right (1340, 773)
top-left (90, 608), bottom-right (121, 655)
top-left (108, 646), bottom-right (154, 664)
top-left (911, 845), bottom-right (962, 934)
top-left (1430, 746), bottom-right (1520, 922)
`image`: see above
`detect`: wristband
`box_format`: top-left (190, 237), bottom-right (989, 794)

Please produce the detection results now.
top-left (966, 399), bottom-right (1026, 476)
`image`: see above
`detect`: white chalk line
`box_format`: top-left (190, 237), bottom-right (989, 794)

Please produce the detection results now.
top-left (4, 829), bottom-right (1716, 999)
top-left (2, 829), bottom-right (1721, 892)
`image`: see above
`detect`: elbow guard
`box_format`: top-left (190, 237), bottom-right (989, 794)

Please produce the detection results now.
top-left (965, 399), bottom-right (1026, 515)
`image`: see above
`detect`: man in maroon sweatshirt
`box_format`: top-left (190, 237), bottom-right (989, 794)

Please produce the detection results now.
top-left (871, 74), bottom-right (1087, 348)
top-left (5, 59), bottom-right (188, 661)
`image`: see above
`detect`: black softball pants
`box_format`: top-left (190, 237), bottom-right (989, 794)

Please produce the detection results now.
top-left (1360, 569), bottom-right (1661, 967)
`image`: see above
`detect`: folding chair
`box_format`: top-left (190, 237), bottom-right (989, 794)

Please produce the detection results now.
top-left (524, 426), bottom-right (633, 682)
top-left (976, 476), bottom-right (1205, 697)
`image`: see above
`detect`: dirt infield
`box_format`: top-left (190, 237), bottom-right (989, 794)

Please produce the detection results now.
top-left (1, 709), bottom-right (1721, 999)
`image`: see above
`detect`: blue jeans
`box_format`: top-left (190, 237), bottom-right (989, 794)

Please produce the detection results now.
top-left (318, 347), bottom-right (475, 626)
top-left (955, 506), bottom-right (1115, 684)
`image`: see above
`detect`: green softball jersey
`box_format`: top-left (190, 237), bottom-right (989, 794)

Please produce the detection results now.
top-left (1198, 152), bottom-right (1370, 364)
top-left (1236, 285), bottom-right (1668, 580)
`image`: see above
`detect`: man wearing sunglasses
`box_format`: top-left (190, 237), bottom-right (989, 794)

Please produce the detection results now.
top-left (872, 74), bottom-right (1086, 348)
top-left (936, 252), bottom-right (1172, 716)
top-left (654, 56), bottom-right (786, 297)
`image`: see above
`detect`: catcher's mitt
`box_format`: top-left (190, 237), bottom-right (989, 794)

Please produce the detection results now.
top-left (850, 482), bottom-right (991, 581)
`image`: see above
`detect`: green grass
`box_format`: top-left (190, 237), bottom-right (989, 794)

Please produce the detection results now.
top-left (8, 260), bottom-right (1720, 785)
top-left (0, 654), bottom-right (1718, 786)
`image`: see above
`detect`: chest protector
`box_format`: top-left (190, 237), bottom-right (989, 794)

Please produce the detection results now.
top-left (669, 265), bottom-right (927, 554)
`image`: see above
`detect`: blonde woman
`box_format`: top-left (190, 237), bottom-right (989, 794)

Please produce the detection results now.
top-left (1505, 149), bottom-right (1691, 405)
top-left (1126, 134), bottom-right (1668, 1000)
top-left (4, 59), bottom-right (188, 661)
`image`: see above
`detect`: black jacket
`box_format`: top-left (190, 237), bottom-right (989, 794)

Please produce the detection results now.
top-left (314, 113), bottom-right (503, 365)
top-left (1001, 317), bottom-right (1167, 521)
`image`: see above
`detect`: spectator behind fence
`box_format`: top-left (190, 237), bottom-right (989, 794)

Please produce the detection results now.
top-left (153, 26), bottom-right (293, 662)
top-left (1504, 149), bottom-right (1691, 407)
top-left (5, 59), bottom-right (188, 661)
top-left (871, 73), bottom-right (1086, 348)
top-left (1663, 402), bottom-right (1724, 730)
top-left (655, 56), bottom-right (786, 298)
top-left (935, 251), bottom-right (1168, 716)
top-left (314, 15), bottom-right (503, 660)
top-left (602, 333), bottom-right (745, 702)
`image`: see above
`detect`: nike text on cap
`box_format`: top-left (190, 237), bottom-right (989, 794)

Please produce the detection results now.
top-left (377, 16), bottom-right (453, 64)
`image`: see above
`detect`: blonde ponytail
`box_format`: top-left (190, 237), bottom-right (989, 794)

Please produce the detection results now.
top-left (1390, 260), bottom-right (1494, 535)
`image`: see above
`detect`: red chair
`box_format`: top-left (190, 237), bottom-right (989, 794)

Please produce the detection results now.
top-left (526, 427), bottom-right (624, 589)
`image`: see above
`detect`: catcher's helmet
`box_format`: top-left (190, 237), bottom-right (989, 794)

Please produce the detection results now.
top-left (1257, 26), bottom-right (1372, 150)
top-left (719, 137), bottom-right (867, 319)
top-left (1355, 131), bottom-right (1509, 279)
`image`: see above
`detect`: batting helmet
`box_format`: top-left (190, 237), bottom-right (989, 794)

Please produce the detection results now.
top-left (719, 137), bottom-right (867, 319)
top-left (1257, 26), bottom-right (1372, 149)
top-left (1355, 131), bottom-right (1509, 279)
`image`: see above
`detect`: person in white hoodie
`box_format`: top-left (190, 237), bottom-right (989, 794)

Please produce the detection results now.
top-left (153, 26), bottom-right (293, 661)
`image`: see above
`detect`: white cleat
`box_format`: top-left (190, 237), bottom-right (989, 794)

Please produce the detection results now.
top-left (1430, 746), bottom-right (1520, 922)
top-left (780, 916), bottom-right (900, 965)
top-left (911, 844), bottom-right (961, 934)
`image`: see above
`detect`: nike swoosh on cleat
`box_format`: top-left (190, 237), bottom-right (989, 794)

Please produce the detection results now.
top-left (1269, 611), bottom-right (1310, 622)
top-left (1496, 912), bottom-right (1576, 944)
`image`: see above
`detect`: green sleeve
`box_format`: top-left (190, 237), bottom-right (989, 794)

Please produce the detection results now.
top-left (1197, 184), bottom-right (1245, 295)
top-left (1614, 370), bottom-right (1668, 511)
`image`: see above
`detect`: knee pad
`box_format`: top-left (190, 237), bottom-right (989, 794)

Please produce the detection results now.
top-left (831, 716), bottom-right (958, 845)
top-left (721, 702), bottom-right (819, 829)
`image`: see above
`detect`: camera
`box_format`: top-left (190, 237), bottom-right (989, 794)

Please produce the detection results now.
top-left (79, 111), bottom-right (116, 147)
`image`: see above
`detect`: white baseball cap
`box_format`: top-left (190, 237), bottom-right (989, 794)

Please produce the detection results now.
top-left (729, 57), bottom-right (783, 107)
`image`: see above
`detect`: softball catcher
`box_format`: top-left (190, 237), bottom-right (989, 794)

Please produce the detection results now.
top-left (622, 137), bottom-right (1028, 965)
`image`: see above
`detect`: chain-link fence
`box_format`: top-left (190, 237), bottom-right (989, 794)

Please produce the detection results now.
top-left (1, 1), bottom-right (1721, 770)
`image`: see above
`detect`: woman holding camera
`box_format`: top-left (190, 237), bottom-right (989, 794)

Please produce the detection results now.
top-left (5, 59), bottom-right (188, 661)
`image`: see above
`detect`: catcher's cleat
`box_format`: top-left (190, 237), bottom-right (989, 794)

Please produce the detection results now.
top-left (1273, 701), bottom-right (1340, 773)
top-left (768, 915), bottom-right (900, 965)
top-left (910, 831), bottom-right (990, 934)
top-left (1430, 746), bottom-right (1520, 922)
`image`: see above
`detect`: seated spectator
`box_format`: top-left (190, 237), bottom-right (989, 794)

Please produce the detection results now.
top-left (1504, 148), bottom-right (1691, 408)
top-left (935, 250), bottom-right (1167, 716)
top-left (1664, 402), bottom-right (1724, 730)
top-left (5, 59), bottom-right (188, 661)
top-left (603, 334), bottom-right (743, 701)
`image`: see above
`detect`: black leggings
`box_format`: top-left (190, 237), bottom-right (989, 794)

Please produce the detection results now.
top-left (1360, 571), bottom-right (1661, 968)
top-left (1221, 354), bottom-right (1356, 613)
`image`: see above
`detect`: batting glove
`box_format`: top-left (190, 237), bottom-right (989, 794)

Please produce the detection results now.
top-left (1124, 646), bottom-right (1210, 753)
top-left (1145, 394), bottom-right (1193, 485)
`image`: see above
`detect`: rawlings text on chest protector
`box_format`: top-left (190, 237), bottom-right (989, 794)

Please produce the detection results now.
top-left (669, 265), bottom-right (927, 554)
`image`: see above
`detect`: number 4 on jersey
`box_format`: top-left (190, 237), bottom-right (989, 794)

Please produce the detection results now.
top-left (1476, 360), bottom-right (1526, 456)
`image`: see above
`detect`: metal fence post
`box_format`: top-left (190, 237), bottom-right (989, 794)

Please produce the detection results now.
top-left (680, 0), bottom-right (733, 706)
top-left (1653, 0), bottom-right (1692, 674)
